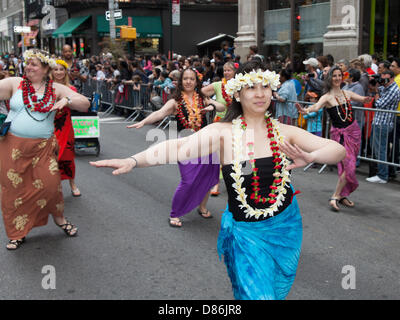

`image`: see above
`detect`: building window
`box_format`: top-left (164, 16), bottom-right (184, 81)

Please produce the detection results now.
top-left (2, 0), bottom-right (8, 11)
top-left (263, 0), bottom-right (330, 72)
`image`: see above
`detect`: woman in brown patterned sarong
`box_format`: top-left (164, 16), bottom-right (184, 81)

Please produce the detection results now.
top-left (0, 49), bottom-right (89, 250)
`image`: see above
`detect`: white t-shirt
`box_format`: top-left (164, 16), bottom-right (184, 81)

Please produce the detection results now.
top-left (113, 69), bottom-right (121, 78)
top-left (96, 70), bottom-right (106, 80)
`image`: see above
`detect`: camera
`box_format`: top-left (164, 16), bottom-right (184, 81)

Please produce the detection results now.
top-left (307, 73), bottom-right (315, 78)
top-left (370, 74), bottom-right (389, 86)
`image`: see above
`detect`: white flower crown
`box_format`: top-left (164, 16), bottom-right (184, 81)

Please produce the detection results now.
top-left (225, 69), bottom-right (280, 97)
top-left (23, 50), bottom-right (57, 69)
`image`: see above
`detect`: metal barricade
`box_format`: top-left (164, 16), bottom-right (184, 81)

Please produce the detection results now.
top-left (286, 98), bottom-right (400, 172)
top-left (81, 81), bottom-right (400, 172)
top-left (356, 106), bottom-right (400, 169)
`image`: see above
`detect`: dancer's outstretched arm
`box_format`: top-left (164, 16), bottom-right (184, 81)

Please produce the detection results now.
top-left (295, 94), bottom-right (329, 115)
top-left (127, 99), bottom-right (177, 129)
top-left (91, 122), bottom-right (224, 175)
top-left (344, 90), bottom-right (372, 104)
top-left (127, 97), bottom-right (225, 129)
top-left (279, 124), bottom-right (346, 170)
top-left (201, 83), bottom-right (216, 97)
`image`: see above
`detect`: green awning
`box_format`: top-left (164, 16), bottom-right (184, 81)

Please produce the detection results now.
top-left (97, 16), bottom-right (163, 38)
top-left (52, 16), bottom-right (91, 38)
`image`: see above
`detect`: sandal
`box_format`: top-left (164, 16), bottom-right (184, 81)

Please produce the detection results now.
top-left (210, 191), bottom-right (220, 197)
top-left (198, 209), bottom-right (213, 219)
top-left (169, 218), bottom-right (182, 228)
top-left (6, 238), bottom-right (25, 251)
top-left (71, 188), bottom-right (82, 197)
top-left (339, 197), bottom-right (355, 208)
top-left (329, 198), bottom-right (340, 212)
top-left (57, 220), bottom-right (78, 237)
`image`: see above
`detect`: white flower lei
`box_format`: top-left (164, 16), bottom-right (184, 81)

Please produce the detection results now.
top-left (231, 112), bottom-right (292, 219)
top-left (23, 50), bottom-right (57, 69)
top-left (225, 69), bottom-right (280, 97)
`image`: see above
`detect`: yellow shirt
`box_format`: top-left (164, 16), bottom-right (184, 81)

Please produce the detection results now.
top-left (395, 74), bottom-right (400, 116)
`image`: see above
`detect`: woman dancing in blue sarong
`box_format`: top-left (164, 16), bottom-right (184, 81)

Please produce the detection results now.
top-left (90, 60), bottom-right (345, 300)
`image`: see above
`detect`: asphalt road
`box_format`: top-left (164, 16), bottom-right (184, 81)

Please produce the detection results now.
top-left (1, 119), bottom-right (399, 300)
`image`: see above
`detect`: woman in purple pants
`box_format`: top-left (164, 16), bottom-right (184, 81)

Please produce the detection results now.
top-left (127, 68), bottom-right (225, 227)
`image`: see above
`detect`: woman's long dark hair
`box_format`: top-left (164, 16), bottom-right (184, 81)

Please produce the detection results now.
top-left (172, 68), bottom-right (206, 103)
top-left (221, 59), bottom-right (269, 122)
top-left (324, 66), bottom-right (343, 93)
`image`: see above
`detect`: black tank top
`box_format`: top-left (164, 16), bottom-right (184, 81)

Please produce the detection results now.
top-left (174, 100), bottom-right (208, 133)
top-left (326, 102), bottom-right (354, 128)
top-left (222, 157), bottom-right (293, 222)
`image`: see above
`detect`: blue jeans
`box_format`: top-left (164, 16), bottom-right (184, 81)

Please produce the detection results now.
top-left (372, 124), bottom-right (392, 181)
top-left (356, 119), bottom-right (364, 167)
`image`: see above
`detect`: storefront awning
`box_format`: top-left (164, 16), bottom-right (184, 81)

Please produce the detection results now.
top-left (52, 15), bottom-right (91, 38)
top-left (297, 37), bottom-right (324, 44)
top-left (263, 40), bottom-right (290, 46)
top-left (97, 16), bottom-right (163, 38)
top-left (196, 34), bottom-right (235, 47)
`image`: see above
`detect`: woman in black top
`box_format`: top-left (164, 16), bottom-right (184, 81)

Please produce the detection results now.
top-left (297, 66), bottom-right (371, 211)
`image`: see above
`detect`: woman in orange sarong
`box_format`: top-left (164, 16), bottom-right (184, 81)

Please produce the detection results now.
top-left (0, 49), bottom-right (90, 250)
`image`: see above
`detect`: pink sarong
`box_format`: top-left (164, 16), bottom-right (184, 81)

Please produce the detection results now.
top-left (330, 121), bottom-right (361, 197)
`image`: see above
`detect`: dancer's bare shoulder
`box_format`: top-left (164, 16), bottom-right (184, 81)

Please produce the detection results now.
top-left (277, 122), bottom-right (312, 142)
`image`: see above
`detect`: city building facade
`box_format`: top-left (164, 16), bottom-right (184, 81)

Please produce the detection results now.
top-left (0, 0), bottom-right (24, 53)
top-left (1, 0), bottom-right (238, 57)
top-left (235, 0), bottom-right (399, 71)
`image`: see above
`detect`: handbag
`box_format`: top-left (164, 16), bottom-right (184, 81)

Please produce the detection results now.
top-left (0, 113), bottom-right (10, 136)
top-left (0, 105), bottom-right (25, 137)
top-left (0, 113), bottom-right (7, 125)
top-left (0, 120), bottom-right (11, 136)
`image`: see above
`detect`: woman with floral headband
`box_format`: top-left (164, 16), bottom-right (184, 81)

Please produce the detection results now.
top-left (91, 60), bottom-right (345, 299)
top-left (202, 61), bottom-right (238, 196)
top-left (0, 49), bottom-right (89, 250)
top-left (126, 68), bottom-right (226, 227)
top-left (51, 59), bottom-right (82, 197)
top-left (296, 66), bottom-right (371, 212)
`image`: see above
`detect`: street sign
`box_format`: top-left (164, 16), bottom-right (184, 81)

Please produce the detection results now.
top-left (105, 9), bottom-right (122, 21)
top-left (172, 0), bottom-right (180, 26)
top-left (14, 26), bottom-right (31, 33)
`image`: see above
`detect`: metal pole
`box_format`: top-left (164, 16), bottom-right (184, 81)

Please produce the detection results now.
top-left (383, 0), bottom-right (389, 59)
top-left (21, 7), bottom-right (26, 55)
top-left (358, 0), bottom-right (364, 55)
top-left (290, 0), bottom-right (295, 70)
top-left (108, 0), bottom-right (116, 42)
top-left (369, 0), bottom-right (376, 55)
top-left (170, 0), bottom-right (173, 59)
top-left (22, 34), bottom-right (25, 54)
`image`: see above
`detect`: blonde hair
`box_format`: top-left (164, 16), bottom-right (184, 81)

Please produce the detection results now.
top-left (50, 63), bottom-right (70, 87)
